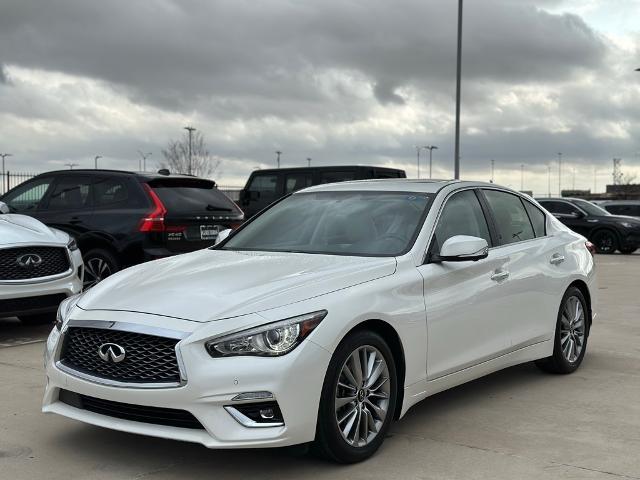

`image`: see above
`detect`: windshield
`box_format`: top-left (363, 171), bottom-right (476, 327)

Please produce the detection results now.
top-left (222, 191), bottom-right (432, 256)
top-left (572, 199), bottom-right (610, 216)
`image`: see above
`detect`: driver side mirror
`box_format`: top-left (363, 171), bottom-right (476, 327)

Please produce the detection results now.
top-left (215, 228), bottom-right (232, 245)
top-left (0, 201), bottom-right (10, 214)
top-left (570, 211), bottom-right (584, 219)
top-left (434, 235), bottom-right (489, 262)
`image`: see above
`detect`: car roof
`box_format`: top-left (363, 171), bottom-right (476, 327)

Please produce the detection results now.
top-left (32, 169), bottom-right (211, 182)
top-left (598, 200), bottom-right (640, 205)
top-left (249, 165), bottom-right (405, 174)
top-left (299, 179), bottom-right (509, 194)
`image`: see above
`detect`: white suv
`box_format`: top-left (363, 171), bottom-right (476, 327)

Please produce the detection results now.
top-left (0, 201), bottom-right (83, 325)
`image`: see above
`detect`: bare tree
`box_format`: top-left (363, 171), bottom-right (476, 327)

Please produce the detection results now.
top-left (622, 173), bottom-right (637, 185)
top-left (160, 130), bottom-right (221, 178)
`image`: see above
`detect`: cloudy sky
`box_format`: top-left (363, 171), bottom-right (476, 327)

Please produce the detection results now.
top-left (1, 0), bottom-right (639, 193)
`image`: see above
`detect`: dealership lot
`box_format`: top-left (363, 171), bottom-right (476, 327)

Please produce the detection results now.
top-left (1, 254), bottom-right (639, 479)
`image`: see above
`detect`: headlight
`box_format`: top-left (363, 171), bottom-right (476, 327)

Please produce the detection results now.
top-left (67, 237), bottom-right (79, 251)
top-left (205, 310), bottom-right (327, 358)
top-left (56, 293), bottom-right (83, 331)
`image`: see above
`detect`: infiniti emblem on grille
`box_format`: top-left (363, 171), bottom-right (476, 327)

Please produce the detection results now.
top-left (16, 253), bottom-right (43, 269)
top-left (98, 343), bottom-right (126, 363)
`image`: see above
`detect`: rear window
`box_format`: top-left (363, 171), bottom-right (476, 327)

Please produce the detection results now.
top-left (147, 178), bottom-right (238, 214)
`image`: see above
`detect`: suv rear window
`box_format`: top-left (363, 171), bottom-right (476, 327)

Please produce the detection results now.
top-left (147, 178), bottom-right (238, 214)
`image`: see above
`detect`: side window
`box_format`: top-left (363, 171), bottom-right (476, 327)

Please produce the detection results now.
top-left (431, 190), bottom-right (492, 254)
top-left (284, 173), bottom-right (313, 194)
top-left (523, 200), bottom-right (547, 237)
top-left (319, 170), bottom-right (356, 184)
top-left (1, 177), bottom-right (53, 212)
top-left (483, 190), bottom-right (535, 245)
top-left (47, 177), bottom-right (92, 211)
top-left (539, 201), bottom-right (579, 215)
top-left (94, 178), bottom-right (129, 208)
top-left (248, 174), bottom-right (278, 193)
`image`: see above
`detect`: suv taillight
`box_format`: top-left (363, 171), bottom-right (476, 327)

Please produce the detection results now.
top-left (139, 184), bottom-right (168, 232)
top-left (585, 241), bottom-right (596, 257)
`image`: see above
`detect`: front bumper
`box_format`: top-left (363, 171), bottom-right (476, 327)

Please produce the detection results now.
top-left (0, 248), bottom-right (83, 318)
top-left (43, 309), bottom-right (332, 449)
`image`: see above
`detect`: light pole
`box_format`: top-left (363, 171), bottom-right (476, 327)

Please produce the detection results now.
top-left (415, 146), bottom-right (422, 179)
top-left (424, 145), bottom-right (438, 179)
top-left (0, 153), bottom-right (11, 194)
top-left (307, 157), bottom-right (311, 167)
top-left (94, 155), bottom-right (102, 169)
top-left (275, 151), bottom-right (282, 169)
top-left (490, 159), bottom-right (495, 183)
top-left (453, 0), bottom-right (464, 180)
top-left (184, 126), bottom-right (196, 175)
top-left (557, 152), bottom-right (562, 196)
top-left (520, 164), bottom-right (524, 191)
top-left (137, 151), bottom-right (152, 171)
top-left (65, 163), bottom-right (79, 170)
top-left (547, 165), bottom-right (551, 197)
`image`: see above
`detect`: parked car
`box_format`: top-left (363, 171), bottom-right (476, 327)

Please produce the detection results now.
top-left (0, 201), bottom-right (83, 325)
top-left (536, 197), bottom-right (640, 254)
top-left (0, 170), bottom-right (244, 288)
top-left (238, 165), bottom-right (406, 218)
top-left (45, 180), bottom-right (596, 463)
top-left (597, 200), bottom-right (640, 219)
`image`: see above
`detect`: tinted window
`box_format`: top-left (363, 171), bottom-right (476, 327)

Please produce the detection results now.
top-left (248, 174), bottom-right (278, 193)
top-left (572, 199), bottom-right (610, 216)
top-left (538, 200), bottom-right (579, 215)
top-left (606, 205), bottom-right (640, 216)
top-left (94, 178), bottom-right (129, 208)
top-left (483, 190), bottom-right (535, 245)
top-left (2, 177), bottom-right (53, 212)
top-left (148, 178), bottom-right (237, 214)
top-left (223, 191), bottom-right (431, 256)
top-left (523, 200), bottom-right (546, 237)
top-left (285, 173), bottom-right (313, 194)
top-left (47, 177), bottom-right (92, 211)
top-left (319, 171), bottom-right (356, 184)
top-left (432, 190), bottom-right (491, 254)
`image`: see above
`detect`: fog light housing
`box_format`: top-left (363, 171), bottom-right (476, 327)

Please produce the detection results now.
top-left (224, 401), bottom-right (284, 428)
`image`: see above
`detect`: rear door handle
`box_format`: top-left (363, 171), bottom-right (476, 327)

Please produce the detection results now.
top-left (491, 270), bottom-right (510, 282)
top-left (550, 254), bottom-right (565, 265)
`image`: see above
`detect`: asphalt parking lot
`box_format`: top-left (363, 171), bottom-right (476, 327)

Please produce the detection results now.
top-left (1, 254), bottom-right (639, 480)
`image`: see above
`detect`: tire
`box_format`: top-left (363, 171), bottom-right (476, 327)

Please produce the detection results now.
top-left (591, 229), bottom-right (618, 254)
top-left (536, 286), bottom-right (589, 374)
top-left (312, 330), bottom-right (397, 463)
top-left (19, 312), bottom-right (55, 325)
top-left (83, 248), bottom-right (119, 289)
top-left (619, 246), bottom-right (637, 254)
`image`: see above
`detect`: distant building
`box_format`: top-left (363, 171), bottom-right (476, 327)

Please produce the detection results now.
top-left (561, 189), bottom-right (591, 198)
top-left (560, 184), bottom-right (640, 201)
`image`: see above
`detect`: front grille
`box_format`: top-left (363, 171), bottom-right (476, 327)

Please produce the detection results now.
top-left (59, 390), bottom-right (204, 429)
top-left (60, 327), bottom-right (181, 384)
top-left (0, 293), bottom-right (67, 316)
top-left (0, 246), bottom-right (70, 281)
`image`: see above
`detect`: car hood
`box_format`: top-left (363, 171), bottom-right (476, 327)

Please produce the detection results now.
top-left (78, 249), bottom-right (397, 322)
top-left (0, 214), bottom-right (68, 246)
top-left (593, 214), bottom-right (640, 225)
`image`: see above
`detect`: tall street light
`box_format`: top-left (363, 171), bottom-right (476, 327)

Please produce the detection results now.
top-left (490, 159), bottom-right (495, 183)
top-left (453, 0), bottom-right (464, 180)
top-left (94, 155), bottom-right (102, 169)
top-left (307, 157), bottom-right (311, 167)
top-left (137, 151), bottom-right (152, 171)
top-left (520, 164), bottom-right (524, 190)
top-left (557, 152), bottom-right (562, 196)
top-left (275, 151), bottom-right (282, 169)
top-left (424, 145), bottom-right (438, 179)
top-left (184, 126), bottom-right (196, 175)
top-left (1, 153), bottom-right (12, 194)
top-left (65, 163), bottom-right (79, 170)
top-left (415, 146), bottom-right (422, 179)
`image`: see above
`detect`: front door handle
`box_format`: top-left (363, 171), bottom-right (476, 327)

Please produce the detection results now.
top-left (491, 270), bottom-right (510, 282)
top-left (550, 254), bottom-right (565, 265)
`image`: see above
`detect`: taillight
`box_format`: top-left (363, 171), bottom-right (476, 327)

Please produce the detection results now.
top-left (139, 184), bottom-right (167, 232)
top-left (585, 241), bottom-right (596, 257)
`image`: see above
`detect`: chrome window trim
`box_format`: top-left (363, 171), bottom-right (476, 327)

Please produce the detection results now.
top-left (0, 242), bottom-right (74, 285)
top-left (55, 319), bottom-right (190, 389)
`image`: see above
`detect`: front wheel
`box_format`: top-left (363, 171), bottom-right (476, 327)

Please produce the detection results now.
top-left (536, 286), bottom-right (589, 374)
top-left (591, 229), bottom-right (618, 254)
top-left (83, 248), bottom-right (119, 289)
top-left (312, 330), bottom-right (397, 463)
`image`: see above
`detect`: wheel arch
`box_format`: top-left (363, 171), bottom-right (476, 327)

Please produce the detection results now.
top-left (344, 319), bottom-right (406, 421)
top-left (568, 279), bottom-right (593, 328)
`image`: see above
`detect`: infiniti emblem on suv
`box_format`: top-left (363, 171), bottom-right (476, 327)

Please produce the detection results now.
top-left (16, 253), bottom-right (43, 269)
top-left (98, 343), bottom-right (126, 363)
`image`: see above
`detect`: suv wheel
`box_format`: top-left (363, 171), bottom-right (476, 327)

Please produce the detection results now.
top-left (83, 249), bottom-right (119, 289)
top-left (313, 330), bottom-right (397, 463)
top-left (591, 229), bottom-right (618, 254)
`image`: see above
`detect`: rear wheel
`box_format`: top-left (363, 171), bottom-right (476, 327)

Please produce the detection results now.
top-left (619, 246), bottom-right (637, 254)
top-left (83, 248), bottom-right (119, 289)
top-left (591, 229), bottom-right (618, 254)
top-left (19, 312), bottom-right (55, 325)
top-left (536, 286), bottom-right (589, 374)
top-left (312, 330), bottom-right (397, 463)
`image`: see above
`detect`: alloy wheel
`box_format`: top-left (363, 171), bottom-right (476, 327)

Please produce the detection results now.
top-left (334, 345), bottom-right (390, 448)
top-left (560, 295), bottom-right (586, 363)
top-left (84, 257), bottom-right (113, 289)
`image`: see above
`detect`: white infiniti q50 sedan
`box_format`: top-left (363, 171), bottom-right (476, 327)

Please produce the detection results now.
top-left (43, 180), bottom-right (596, 463)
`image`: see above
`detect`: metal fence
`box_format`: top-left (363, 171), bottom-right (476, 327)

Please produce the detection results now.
top-left (1, 171), bottom-right (243, 202)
